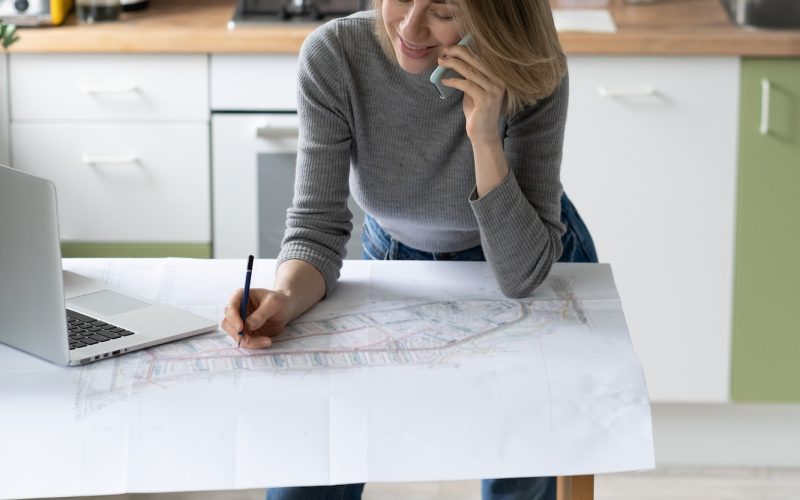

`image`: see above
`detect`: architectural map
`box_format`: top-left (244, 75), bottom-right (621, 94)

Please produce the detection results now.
top-left (74, 276), bottom-right (588, 417)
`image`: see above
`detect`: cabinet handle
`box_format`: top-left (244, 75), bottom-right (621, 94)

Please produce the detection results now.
top-left (81, 84), bottom-right (140, 94)
top-left (82, 154), bottom-right (139, 165)
top-left (597, 85), bottom-right (657, 98)
top-left (759, 78), bottom-right (770, 136)
top-left (256, 125), bottom-right (299, 139)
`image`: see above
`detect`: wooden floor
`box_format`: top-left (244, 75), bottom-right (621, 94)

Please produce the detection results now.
top-left (38, 467), bottom-right (800, 500)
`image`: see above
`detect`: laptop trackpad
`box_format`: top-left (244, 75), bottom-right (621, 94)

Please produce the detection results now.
top-left (68, 290), bottom-right (150, 317)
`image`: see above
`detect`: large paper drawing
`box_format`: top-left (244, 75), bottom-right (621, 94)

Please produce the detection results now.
top-left (0, 259), bottom-right (654, 499)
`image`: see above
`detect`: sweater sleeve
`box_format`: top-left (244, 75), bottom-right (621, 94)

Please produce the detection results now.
top-left (276, 23), bottom-right (354, 295)
top-left (468, 74), bottom-right (569, 298)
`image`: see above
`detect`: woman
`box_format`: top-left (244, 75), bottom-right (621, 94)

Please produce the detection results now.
top-left (222, 0), bottom-right (597, 498)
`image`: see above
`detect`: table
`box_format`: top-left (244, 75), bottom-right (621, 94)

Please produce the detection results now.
top-left (0, 259), bottom-right (653, 499)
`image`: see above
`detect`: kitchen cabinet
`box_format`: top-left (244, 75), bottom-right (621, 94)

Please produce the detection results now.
top-left (0, 54), bottom-right (8, 165)
top-left (560, 56), bottom-right (740, 402)
top-left (731, 58), bottom-right (800, 403)
top-left (9, 54), bottom-right (211, 257)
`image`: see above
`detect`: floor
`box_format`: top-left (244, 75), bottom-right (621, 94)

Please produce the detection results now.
top-left (38, 466), bottom-right (800, 500)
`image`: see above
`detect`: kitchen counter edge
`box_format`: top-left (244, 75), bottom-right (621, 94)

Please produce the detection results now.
top-left (5, 0), bottom-right (800, 56)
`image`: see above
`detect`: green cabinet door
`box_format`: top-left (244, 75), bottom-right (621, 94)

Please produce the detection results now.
top-left (732, 58), bottom-right (800, 402)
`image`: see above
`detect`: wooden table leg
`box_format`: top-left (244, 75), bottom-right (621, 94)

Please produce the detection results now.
top-left (556, 475), bottom-right (594, 500)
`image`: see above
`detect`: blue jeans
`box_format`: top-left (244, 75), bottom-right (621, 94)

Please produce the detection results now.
top-left (267, 193), bottom-right (597, 500)
top-left (362, 192), bottom-right (597, 264)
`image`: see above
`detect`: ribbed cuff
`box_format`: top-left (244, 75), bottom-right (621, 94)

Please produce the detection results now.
top-left (277, 242), bottom-right (342, 297)
top-left (468, 169), bottom-right (556, 297)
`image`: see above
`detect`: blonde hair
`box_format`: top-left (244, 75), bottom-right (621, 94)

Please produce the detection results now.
top-left (371, 0), bottom-right (567, 116)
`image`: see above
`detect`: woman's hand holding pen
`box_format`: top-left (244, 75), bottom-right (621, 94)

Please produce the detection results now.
top-left (221, 259), bottom-right (327, 349)
top-left (222, 288), bottom-right (294, 349)
top-left (437, 43), bottom-right (506, 145)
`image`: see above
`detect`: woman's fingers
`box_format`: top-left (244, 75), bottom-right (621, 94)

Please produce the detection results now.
top-left (221, 316), bottom-right (242, 341)
top-left (239, 332), bottom-right (273, 349)
top-left (439, 46), bottom-right (505, 97)
top-left (220, 288), bottom-right (291, 349)
top-left (244, 292), bottom-right (285, 332)
top-left (438, 56), bottom-right (490, 93)
top-left (222, 288), bottom-right (245, 332)
top-left (221, 316), bottom-right (273, 349)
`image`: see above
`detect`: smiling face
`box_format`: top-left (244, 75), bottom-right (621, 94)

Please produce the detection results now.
top-left (381, 0), bottom-right (463, 74)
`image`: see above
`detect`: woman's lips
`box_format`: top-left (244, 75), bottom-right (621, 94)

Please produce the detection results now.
top-left (397, 36), bottom-right (437, 59)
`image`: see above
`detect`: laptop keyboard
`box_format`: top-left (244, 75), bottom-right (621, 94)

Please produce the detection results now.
top-left (66, 310), bottom-right (135, 350)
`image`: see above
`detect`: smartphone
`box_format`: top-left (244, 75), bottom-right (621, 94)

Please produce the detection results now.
top-left (429, 34), bottom-right (473, 100)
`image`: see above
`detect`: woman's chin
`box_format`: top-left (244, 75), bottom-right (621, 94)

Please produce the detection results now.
top-left (396, 58), bottom-right (435, 75)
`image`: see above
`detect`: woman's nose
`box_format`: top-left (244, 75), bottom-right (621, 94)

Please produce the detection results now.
top-left (399, 5), bottom-right (428, 40)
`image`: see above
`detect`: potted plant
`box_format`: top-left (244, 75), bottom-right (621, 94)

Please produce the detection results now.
top-left (1, 21), bottom-right (20, 49)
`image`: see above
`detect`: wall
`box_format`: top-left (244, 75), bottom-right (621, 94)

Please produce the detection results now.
top-left (0, 53), bottom-right (9, 165)
top-left (652, 403), bottom-right (800, 467)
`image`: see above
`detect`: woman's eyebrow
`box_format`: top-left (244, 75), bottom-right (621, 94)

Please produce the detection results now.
top-left (432, 0), bottom-right (460, 8)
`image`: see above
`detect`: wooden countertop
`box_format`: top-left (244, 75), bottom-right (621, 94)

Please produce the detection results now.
top-left (7, 0), bottom-right (800, 55)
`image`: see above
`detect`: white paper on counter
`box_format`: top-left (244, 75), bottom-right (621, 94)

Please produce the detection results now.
top-left (553, 9), bottom-right (618, 33)
top-left (0, 260), bottom-right (653, 499)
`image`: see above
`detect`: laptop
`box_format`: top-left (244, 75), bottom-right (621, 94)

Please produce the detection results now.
top-left (0, 164), bottom-right (218, 366)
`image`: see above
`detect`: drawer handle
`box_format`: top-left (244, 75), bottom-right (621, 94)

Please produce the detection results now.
top-left (759, 78), bottom-right (770, 136)
top-left (256, 125), bottom-right (299, 139)
top-left (597, 85), bottom-right (657, 98)
top-left (81, 84), bottom-right (140, 94)
top-left (82, 154), bottom-right (139, 165)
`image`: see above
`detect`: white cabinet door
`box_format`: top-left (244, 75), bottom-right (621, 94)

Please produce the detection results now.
top-left (10, 54), bottom-right (208, 121)
top-left (11, 122), bottom-right (210, 242)
top-left (561, 56), bottom-right (740, 402)
top-left (0, 54), bottom-right (8, 165)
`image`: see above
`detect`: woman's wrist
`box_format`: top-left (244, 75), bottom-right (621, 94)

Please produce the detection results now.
top-left (274, 259), bottom-right (326, 321)
top-left (472, 138), bottom-right (509, 198)
top-left (469, 133), bottom-right (503, 150)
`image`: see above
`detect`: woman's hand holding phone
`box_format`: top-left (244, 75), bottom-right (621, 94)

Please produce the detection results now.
top-left (431, 34), bottom-right (507, 145)
top-left (429, 34), bottom-right (473, 99)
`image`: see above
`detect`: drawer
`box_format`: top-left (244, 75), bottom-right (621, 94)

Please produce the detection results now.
top-left (9, 54), bottom-right (208, 121)
top-left (211, 54), bottom-right (298, 111)
top-left (11, 122), bottom-right (210, 242)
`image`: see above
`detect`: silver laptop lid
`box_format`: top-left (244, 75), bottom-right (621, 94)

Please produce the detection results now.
top-left (0, 164), bottom-right (70, 365)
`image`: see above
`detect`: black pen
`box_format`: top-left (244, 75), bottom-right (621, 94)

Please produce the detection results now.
top-left (239, 255), bottom-right (254, 348)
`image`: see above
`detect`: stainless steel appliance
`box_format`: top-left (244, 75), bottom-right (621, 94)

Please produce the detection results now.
top-left (721, 0), bottom-right (800, 29)
top-left (229, 0), bottom-right (368, 27)
top-left (0, 0), bottom-right (73, 26)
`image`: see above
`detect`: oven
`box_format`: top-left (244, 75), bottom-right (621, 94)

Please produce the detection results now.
top-left (210, 54), bottom-right (364, 260)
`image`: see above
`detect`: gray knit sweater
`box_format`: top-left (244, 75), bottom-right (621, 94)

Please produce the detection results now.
top-left (277, 11), bottom-right (568, 298)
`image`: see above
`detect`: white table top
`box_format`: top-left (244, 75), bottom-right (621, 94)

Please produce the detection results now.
top-left (0, 259), bottom-right (654, 499)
